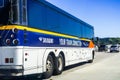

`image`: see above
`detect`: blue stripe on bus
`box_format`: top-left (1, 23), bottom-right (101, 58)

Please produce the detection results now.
top-left (0, 29), bottom-right (90, 47)
top-left (20, 30), bottom-right (90, 47)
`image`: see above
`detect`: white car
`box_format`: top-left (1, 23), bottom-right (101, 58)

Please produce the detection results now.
top-left (110, 45), bottom-right (120, 52)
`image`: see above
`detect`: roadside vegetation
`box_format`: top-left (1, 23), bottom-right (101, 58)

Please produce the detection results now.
top-left (98, 38), bottom-right (120, 45)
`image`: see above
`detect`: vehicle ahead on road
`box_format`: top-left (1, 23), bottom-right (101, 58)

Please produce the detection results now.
top-left (110, 45), bottom-right (120, 52)
top-left (98, 45), bottom-right (107, 52)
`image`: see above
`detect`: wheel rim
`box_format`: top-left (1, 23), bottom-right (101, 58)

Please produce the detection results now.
top-left (46, 59), bottom-right (53, 72)
top-left (58, 57), bottom-right (63, 71)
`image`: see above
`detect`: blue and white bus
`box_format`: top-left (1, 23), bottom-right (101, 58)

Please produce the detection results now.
top-left (0, 0), bottom-right (95, 79)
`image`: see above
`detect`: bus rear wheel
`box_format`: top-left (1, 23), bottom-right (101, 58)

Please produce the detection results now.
top-left (54, 54), bottom-right (64, 75)
top-left (43, 55), bottom-right (54, 79)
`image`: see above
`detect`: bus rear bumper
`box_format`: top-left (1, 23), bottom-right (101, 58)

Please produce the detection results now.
top-left (0, 66), bottom-right (23, 79)
top-left (0, 66), bottom-right (43, 79)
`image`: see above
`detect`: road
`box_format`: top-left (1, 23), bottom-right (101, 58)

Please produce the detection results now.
top-left (2, 52), bottom-right (120, 80)
top-left (45, 52), bottom-right (120, 80)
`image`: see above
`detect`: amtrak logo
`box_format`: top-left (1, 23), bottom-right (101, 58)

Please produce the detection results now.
top-left (39, 37), bottom-right (43, 41)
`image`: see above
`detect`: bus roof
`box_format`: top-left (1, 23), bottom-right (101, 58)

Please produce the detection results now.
top-left (38, 0), bottom-right (93, 29)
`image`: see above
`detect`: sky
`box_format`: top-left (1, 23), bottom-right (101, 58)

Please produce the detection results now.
top-left (46, 0), bottom-right (120, 38)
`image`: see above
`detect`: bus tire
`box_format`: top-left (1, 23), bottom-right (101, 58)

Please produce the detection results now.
top-left (54, 54), bottom-right (64, 75)
top-left (42, 55), bottom-right (54, 79)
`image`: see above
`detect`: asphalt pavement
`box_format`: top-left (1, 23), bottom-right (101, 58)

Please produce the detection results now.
top-left (47, 52), bottom-right (120, 80)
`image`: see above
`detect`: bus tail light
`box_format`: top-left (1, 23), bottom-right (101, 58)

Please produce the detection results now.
top-left (5, 58), bottom-right (14, 63)
top-left (12, 28), bottom-right (18, 33)
top-left (13, 39), bottom-right (19, 45)
top-left (6, 39), bottom-right (11, 45)
top-left (5, 58), bottom-right (9, 63)
top-left (11, 34), bottom-right (14, 38)
top-left (10, 58), bottom-right (14, 63)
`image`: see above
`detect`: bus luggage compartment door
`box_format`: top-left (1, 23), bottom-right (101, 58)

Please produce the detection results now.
top-left (23, 49), bottom-right (38, 75)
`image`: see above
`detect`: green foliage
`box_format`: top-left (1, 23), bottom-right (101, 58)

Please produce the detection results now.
top-left (98, 38), bottom-right (120, 45)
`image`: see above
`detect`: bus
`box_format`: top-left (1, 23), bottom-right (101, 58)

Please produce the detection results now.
top-left (0, 0), bottom-right (95, 79)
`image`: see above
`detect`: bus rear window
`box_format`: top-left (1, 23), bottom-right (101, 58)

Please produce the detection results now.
top-left (11, 5), bottom-right (19, 23)
top-left (10, 0), bottom-right (19, 24)
top-left (0, 1), bottom-right (10, 25)
top-left (22, 0), bottom-right (27, 25)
